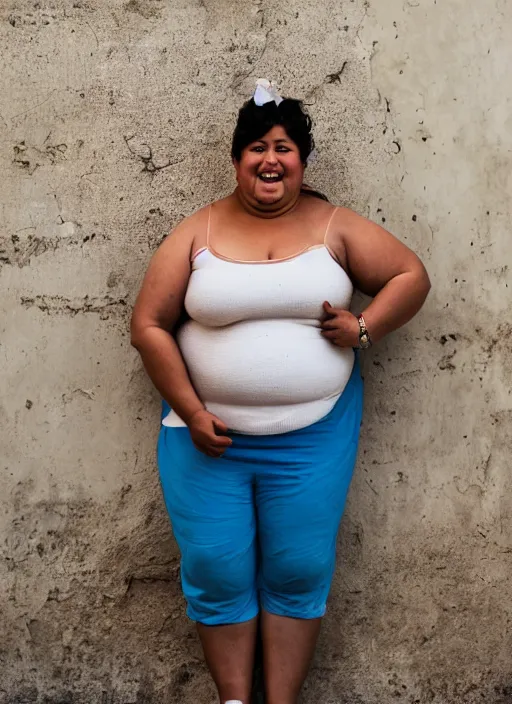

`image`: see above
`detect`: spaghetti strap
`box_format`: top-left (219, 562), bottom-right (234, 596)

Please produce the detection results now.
top-left (323, 207), bottom-right (339, 244)
top-left (206, 204), bottom-right (213, 247)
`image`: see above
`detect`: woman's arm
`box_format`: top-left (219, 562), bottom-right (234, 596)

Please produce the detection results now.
top-left (131, 214), bottom-right (232, 457)
top-left (131, 219), bottom-right (204, 421)
top-left (321, 207), bottom-right (431, 347)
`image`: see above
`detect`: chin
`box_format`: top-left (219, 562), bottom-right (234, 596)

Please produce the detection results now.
top-left (256, 194), bottom-right (283, 206)
top-left (254, 187), bottom-right (285, 205)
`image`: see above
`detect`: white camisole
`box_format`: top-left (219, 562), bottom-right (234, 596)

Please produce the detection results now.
top-left (163, 207), bottom-right (355, 435)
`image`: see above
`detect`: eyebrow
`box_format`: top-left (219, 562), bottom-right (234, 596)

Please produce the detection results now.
top-left (254, 138), bottom-right (291, 145)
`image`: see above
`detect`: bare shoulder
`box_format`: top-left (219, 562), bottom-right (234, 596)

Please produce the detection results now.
top-left (160, 204), bottom-right (211, 255)
top-left (327, 204), bottom-right (427, 294)
top-left (132, 205), bottom-right (216, 325)
top-left (330, 205), bottom-right (391, 246)
top-left (332, 205), bottom-right (371, 230)
top-left (298, 192), bottom-right (338, 228)
top-left (299, 190), bottom-right (334, 214)
top-left (326, 205), bottom-right (402, 272)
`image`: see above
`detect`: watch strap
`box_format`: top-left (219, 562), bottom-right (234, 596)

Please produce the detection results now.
top-left (357, 314), bottom-right (372, 349)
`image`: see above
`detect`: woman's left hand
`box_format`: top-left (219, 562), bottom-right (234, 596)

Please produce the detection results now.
top-left (320, 301), bottom-right (360, 349)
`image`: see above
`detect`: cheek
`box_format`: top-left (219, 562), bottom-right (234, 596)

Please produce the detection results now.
top-left (284, 157), bottom-right (304, 179)
top-left (237, 158), bottom-right (259, 179)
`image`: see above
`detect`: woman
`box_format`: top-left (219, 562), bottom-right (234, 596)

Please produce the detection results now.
top-left (131, 79), bottom-right (430, 704)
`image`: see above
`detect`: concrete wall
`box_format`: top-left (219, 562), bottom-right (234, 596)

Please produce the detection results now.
top-left (1, 0), bottom-right (511, 701)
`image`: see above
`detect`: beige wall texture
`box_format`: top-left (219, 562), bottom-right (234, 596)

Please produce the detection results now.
top-left (1, 0), bottom-right (511, 701)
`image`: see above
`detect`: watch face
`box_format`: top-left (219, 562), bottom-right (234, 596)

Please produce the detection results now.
top-left (360, 333), bottom-right (370, 349)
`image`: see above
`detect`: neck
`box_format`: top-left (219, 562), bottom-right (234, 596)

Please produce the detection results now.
top-left (234, 187), bottom-right (301, 219)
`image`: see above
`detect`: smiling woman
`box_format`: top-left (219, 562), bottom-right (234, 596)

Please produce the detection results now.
top-left (231, 92), bottom-right (328, 211)
top-left (235, 125), bottom-right (302, 206)
top-left (130, 79), bottom-right (431, 704)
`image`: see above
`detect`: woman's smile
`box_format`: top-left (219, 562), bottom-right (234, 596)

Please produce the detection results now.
top-left (258, 171), bottom-right (284, 183)
top-left (234, 124), bottom-right (304, 210)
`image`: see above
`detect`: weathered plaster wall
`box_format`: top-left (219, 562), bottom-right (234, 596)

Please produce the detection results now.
top-left (1, 0), bottom-right (511, 701)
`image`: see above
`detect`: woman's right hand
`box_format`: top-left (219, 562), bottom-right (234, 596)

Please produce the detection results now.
top-left (187, 409), bottom-right (233, 458)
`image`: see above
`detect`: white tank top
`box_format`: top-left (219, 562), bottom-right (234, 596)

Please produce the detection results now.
top-left (163, 207), bottom-right (354, 435)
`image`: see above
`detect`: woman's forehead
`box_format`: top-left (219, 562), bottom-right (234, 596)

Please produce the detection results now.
top-left (250, 125), bottom-right (293, 144)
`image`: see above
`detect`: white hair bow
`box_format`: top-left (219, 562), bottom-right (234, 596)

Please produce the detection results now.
top-left (253, 78), bottom-right (283, 107)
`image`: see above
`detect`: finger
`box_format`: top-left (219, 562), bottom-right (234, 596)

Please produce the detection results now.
top-left (193, 441), bottom-right (218, 457)
top-left (212, 435), bottom-right (233, 448)
top-left (212, 418), bottom-right (229, 435)
top-left (321, 329), bottom-right (339, 340)
top-left (321, 319), bottom-right (338, 330)
top-left (199, 431), bottom-right (232, 448)
top-left (207, 446), bottom-right (226, 458)
top-left (323, 301), bottom-right (336, 315)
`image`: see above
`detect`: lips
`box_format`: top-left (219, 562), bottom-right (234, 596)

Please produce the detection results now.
top-left (258, 171), bottom-right (283, 183)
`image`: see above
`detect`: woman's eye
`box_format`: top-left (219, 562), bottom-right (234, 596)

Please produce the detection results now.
top-left (250, 146), bottom-right (290, 153)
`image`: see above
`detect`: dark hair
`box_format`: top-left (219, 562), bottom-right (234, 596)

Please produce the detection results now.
top-left (231, 98), bottom-right (328, 201)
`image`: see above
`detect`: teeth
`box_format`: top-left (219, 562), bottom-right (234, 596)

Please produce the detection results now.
top-left (261, 173), bottom-right (280, 179)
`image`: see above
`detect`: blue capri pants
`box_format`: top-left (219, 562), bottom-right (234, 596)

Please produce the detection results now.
top-left (157, 359), bottom-right (363, 625)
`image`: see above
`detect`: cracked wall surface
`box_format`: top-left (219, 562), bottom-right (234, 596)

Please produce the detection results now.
top-left (1, 0), bottom-right (511, 702)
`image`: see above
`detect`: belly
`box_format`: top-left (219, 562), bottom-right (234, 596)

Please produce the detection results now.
top-left (178, 318), bottom-right (354, 406)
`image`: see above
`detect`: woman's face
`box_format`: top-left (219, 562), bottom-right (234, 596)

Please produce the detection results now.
top-left (233, 125), bottom-right (304, 210)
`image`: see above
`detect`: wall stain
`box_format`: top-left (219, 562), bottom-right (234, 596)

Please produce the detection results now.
top-left (20, 294), bottom-right (128, 319)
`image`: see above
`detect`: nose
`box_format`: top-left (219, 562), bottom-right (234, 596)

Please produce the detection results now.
top-left (264, 149), bottom-right (278, 165)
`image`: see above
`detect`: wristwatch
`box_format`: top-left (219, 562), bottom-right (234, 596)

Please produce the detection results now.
top-left (357, 314), bottom-right (372, 349)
